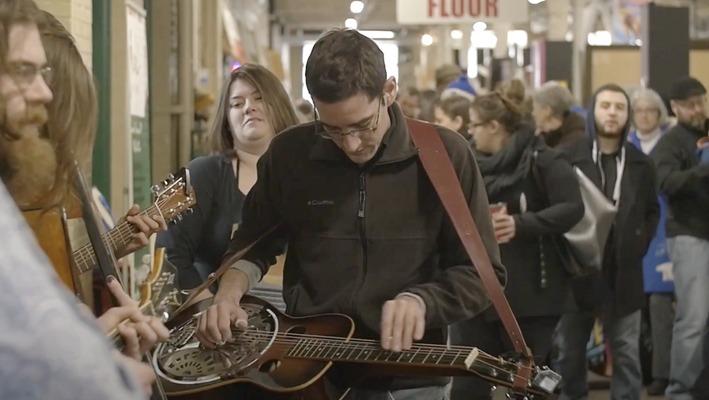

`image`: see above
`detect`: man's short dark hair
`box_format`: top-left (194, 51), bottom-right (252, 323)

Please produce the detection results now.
top-left (0, 0), bottom-right (41, 70)
top-left (305, 29), bottom-right (386, 103)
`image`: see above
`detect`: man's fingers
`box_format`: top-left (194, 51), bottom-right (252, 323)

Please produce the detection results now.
top-left (117, 323), bottom-right (141, 360)
top-left (106, 277), bottom-right (138, 307)
top-left (126, 215), bottom-right (150, 235)
top-left (217, 303), bottom-right (234, 343)
top-left (401, 310), bottom-right (416, 350)
top-left (148, 317), bottom-right (170, 342)
top-left (130, 321), bottom-right (159, 353)
top-left (205, 307), bottom-right (224, 345)
top-left (196, 314), bottom-right (216, 349)
top-left (390, 301), bottom-right (406, 352)
top-left (380, 300), bottom-right (395, 350)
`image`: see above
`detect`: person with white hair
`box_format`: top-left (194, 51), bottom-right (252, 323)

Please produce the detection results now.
top-left (531, 81), bottom-right (586, 153)
top-left (628, 87), bottom-right (673, 396)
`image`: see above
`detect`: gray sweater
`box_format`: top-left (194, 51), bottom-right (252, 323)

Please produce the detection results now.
top-left (0, 182), bottom-right (144, 400)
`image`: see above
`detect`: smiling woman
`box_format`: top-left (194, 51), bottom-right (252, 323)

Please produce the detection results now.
top-left (158, 63), bottom-right (298, 298)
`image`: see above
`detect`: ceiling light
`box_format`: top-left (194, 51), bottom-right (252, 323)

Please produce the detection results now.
top-left (360, 30), bottom-right (395, 39)
top-left (472, 21), bottom-right (487, 32)
top-left (350, 0), bottom-right (365, 14)
top-left (528, 0), bottom-right (545, 4)
top-left (450, 29), bottom-right (463, 40)
top-left (345, 18), bottom-right (358, 30)
top-left (421, 33), bottom-right (434, 47)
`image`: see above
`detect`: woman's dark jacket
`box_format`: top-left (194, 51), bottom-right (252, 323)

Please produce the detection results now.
top-left (157, 154), bottom-right (244, 290)
top-left (476, 126), bottom-right (584, 318)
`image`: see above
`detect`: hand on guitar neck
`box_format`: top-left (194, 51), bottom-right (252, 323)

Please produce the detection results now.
top-left (116, 203), bottom-right (168, 258)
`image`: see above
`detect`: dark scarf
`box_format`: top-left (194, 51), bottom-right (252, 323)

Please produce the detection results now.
top-left (476, 126), bottom-right (537, 199)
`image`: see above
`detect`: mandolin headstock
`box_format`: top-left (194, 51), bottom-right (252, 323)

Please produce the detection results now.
top-left (151, 168), bottom-right (196, 224)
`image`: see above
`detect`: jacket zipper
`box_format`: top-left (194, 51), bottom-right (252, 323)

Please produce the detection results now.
top-left (350, 172), bottom-right (368, 314)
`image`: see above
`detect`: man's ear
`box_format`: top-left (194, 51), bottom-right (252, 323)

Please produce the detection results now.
top-left (669, 100), bottom-right (679, 117)
top-left (383, 77), bottom-right (398, 106)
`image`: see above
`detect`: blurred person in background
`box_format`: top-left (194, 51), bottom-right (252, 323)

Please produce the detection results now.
top-left (532, 81), bottom-right (586, 153)
top-left (434, 94), bottom-right (471, 139)
top-left (417, 88), bottom-right (438, 123)
top-left (397, 86), bottom-right (421, 118)
top-left (651, 76), bottom-right (709, 400)
top-left (628, 87), bottom-right (674, 396)
top-left (557, 84), bottom-right (659, 400)
top-left (450, 91), bottom-right (583, 400)
top-left (294, 97), bottom-right (314, 123)
top-left (434, 63), bottom-right (461, 94)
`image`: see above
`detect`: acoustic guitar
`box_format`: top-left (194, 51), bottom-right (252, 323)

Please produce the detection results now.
top-left (152, 296), bottom-right (561, 399)
top-left (22, 169), bottom-right (196, 301)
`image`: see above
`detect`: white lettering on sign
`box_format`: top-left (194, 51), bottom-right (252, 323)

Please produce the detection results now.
top-left (397, 0), bottom-right (527, 25)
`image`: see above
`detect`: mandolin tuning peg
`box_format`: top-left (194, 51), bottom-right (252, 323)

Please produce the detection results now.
top-left (490, 385), bottom-right (496, 393)
top-left (151, 184), bottom-right (162, 194)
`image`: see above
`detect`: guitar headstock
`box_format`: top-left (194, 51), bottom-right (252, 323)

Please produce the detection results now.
top-left (466, 349), bottom-right (561, 399)
top-left (151, 168), bottom-right (196, 224)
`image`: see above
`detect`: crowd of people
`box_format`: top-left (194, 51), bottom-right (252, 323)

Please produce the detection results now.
top-left (1, 0), bottom-right (708, 399)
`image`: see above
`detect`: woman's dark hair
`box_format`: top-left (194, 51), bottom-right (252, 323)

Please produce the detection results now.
top-left (470, 92), bottom-right (523, 133)
top-left (211, 63), bottom-right (299, 154)
top-left (305, 29), bottom-right (386, 103)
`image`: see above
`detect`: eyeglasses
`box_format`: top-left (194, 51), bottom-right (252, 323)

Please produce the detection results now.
top-left (5, 62), bottom-right (53, 89)
top-left (316, 97), bottom-right (383, 140)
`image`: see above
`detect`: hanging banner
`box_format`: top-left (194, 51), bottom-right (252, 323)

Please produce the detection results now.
top-left (397, 0), bottom-right (528, 25)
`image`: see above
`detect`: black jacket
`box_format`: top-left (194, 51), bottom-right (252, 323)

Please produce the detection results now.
top-left (567, 137), bottom-right (660, 316)
top-left (225, 103), bottom-right (504, 356)
top-left (477, 131), bottom-right (583, 319)
top-left (651, 122), bottom-right (709, 241)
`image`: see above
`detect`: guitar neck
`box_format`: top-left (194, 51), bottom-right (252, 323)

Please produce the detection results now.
top-left (72, 204), bottom-right (160, 274)
top-left (284, 335), bottom-right (524, 388)
top-left (287, 336), bottom-right (477, 370)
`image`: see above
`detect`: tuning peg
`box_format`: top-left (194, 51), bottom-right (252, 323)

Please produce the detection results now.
top-left (489, 385), bottom-right (496, 393)
top-left (151, 184), bottom-right (162, 194)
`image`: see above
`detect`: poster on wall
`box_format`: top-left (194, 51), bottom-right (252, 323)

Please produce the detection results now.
top-left (611, 0), bottom-right (647, 44)
top-left (126, 1), bottom-right (151, 276)
top-left (397, 0), bottom-right (528, 25)
top-left (126, 2), bottom-right (150, 210)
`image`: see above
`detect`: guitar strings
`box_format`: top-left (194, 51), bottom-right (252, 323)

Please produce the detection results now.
top-left (188, 329), bottom-right (536, 385)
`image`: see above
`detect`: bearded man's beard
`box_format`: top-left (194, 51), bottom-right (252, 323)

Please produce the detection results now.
top-left (0, 124), bottom-right (57, 209)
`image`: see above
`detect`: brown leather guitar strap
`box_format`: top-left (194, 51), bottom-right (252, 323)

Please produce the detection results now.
top-left (172, 225), bottom-right (279, 317)
top-left (406, 119), bottom-right (533, 389)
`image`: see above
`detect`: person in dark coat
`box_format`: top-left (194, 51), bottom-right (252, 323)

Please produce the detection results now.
top-left (449, 91), bottom-right (584, 400)
top-left (651, 76), bottom-right (709, 400)
top-left (556, 84), bottom-right (660, 400)
top-left (531, 81), bottom-right (586, 153)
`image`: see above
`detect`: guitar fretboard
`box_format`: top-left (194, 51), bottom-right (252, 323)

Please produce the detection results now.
top-left (287, 337), bottom-right (478, 369)
top-left (72, 204), bottom-right (160, 274)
